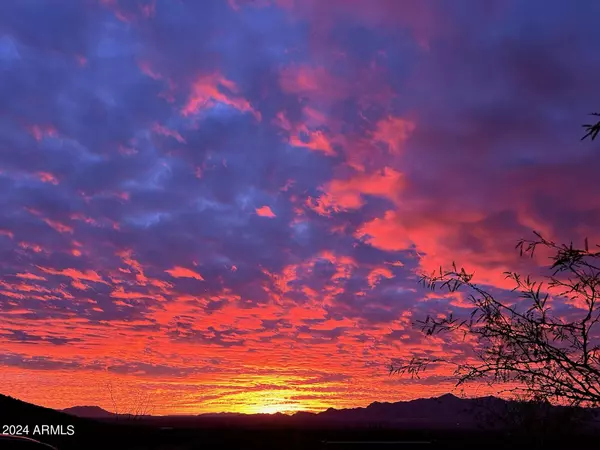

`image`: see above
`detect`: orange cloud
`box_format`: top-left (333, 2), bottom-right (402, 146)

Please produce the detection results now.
top-left (165, 266), bottom-right (205, 280)
top-left (71, 280), bottom-right (89, 290)
top-left (117, 249), bottom-right (149, 285)
top-left (256, 206), bottom-right (276, 218)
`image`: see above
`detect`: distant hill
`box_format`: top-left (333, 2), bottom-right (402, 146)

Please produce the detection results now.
top-left (62, 405), bottom-right (115, 418)
top-left (187, 393), bottom-right (598, 431)
top-left (191, 393), bottom-right (508, 429)
top-left (303, 393), bottom-right (511, 427)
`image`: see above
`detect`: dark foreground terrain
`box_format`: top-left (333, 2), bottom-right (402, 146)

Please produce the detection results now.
top-left (2, 394), bottom-right (600, 449)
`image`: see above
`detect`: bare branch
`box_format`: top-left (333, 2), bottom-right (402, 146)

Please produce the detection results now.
top-left (394, 232), bottom-right (600, 408)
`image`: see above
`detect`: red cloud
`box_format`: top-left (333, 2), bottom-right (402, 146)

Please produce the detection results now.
top-left (165, 266), bottom-right (205, 280)
top-left (367, 267), bottom-right (395, 288)
top-left (37, 267), bottom-right (106, 284)
top-left (308, 167), bottom-right (404, 215)
top-left (110, 286), bottom-right (154, 299)
top-left (255, 206), bottom-right (276, 218)
top-left (16, 273), bottom-right (47, 281)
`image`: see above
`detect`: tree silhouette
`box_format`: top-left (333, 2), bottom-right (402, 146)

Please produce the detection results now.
top-left (582, 112), bottom-right (600, 141)
top-left (391, 232), bottom-right (600, 407)
top-left (391, 115), bottom-right (600, 406)
top-left (105, 381), bottom-right (155, 420)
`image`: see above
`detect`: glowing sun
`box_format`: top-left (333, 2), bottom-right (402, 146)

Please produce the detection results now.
top-left (255, 404), bottom-right (287, 414)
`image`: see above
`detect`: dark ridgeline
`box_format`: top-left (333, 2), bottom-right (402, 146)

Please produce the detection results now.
top-left (61, 406), bottom-right (115, 419)
top-left (3, 392), bottom-right (600, 449)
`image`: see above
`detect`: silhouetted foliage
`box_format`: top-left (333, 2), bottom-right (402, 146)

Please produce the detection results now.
top-left (473, 391), bottom-right (593, 447)
top-left (105, 381), bottom-right (155, 420)
top-left (392, 119), bottom-right (600, 408)
top-left (582, 112), bottom-right (600, 141)
top-left (391, 232), bottom-right (600, 408)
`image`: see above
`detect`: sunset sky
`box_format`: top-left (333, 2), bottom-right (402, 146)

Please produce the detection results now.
top-left (1, 0), bottom-right (600, 415)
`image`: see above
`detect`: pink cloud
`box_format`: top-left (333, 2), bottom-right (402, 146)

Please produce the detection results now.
top-left (27, 124), bottom-right (57, 142)
top-left (289, 129), bottom-right (336, 156)
top-left (279, 66), bottom-right (347, 104)
top-left (37, 172), bottom-right (59, 185)
top-left (256, 206), bottom-right (276, 218)
top-left (152, 122), bottom-right (186, 143)
top-left (18, 242), bottom-right (43, 253)
top-left (182, 73), bottom-right (261, 121)
top-left (372, 116), bottom-right (416, 154)
top-left (0, 229), bottom-right (14, 239)
top-left (43, 218), bottom-right (73, 234)
top-left (137, 60), bottom-right (162, 80)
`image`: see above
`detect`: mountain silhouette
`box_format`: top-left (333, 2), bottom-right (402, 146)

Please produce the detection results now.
top-left (57, 394), bottom-right (517, 428)
top-left (5, 392), bottom-right (600, 449)
top-left (61, 405), bottom-right (115, 418)
top-left (283, 393), bottom-right (507, 428)
top-left (59, 393), bottom-right (504, 428)
top-left (40, 392), bottom-right (600, 431)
